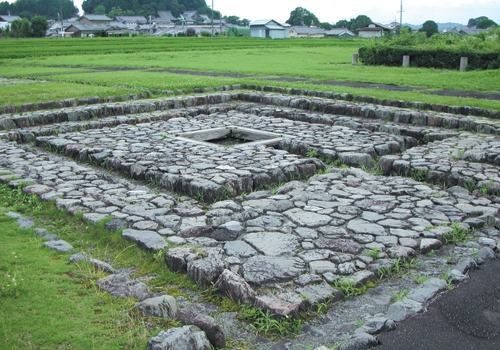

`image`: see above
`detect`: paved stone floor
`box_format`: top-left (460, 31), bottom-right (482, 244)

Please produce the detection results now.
top-left (1, 93), bottom-right (499, 349)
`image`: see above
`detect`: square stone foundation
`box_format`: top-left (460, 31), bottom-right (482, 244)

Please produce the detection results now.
top-left (174, 126), bottom-right (287, 148)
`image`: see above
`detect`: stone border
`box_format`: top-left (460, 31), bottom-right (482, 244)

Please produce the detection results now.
top-left (2, 82), bottom-right (498, 119)
top-left (2, 92), bottom-right (500, 142)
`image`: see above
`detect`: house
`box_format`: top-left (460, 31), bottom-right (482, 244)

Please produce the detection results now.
top-left (289, 26), bottom-right (325, 38)
top-left (324, 28), bottom-right (355, 38)
top-left (45, 19), bottom-right (77, 37)
top-left (444, 26), bottom-right (488, 36)
top-left (0, 15), bottom-right (21, 30)
top-left (106, 22), bottom-right (133, 36)
top-left (65, 24), bottom-right (104, 37)
top-left (250, 19), bottom-right (287, 39)
top-left (78, 14), bottom-right (112, 28)
top-left (115, 16), bottom-right (147, 27)
top-left (357, 22), bottom-right (391, 38)
top-left (154, 11), bottom-right (177, 25)
top-left (179, 11), bottom-right (202, 24)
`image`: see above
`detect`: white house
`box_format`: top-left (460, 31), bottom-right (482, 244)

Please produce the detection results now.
top-left (357, 23), bottom-right (391, 38)
top-left (250, 19), bottom-right (287, 39)
top-left (0, 15), bottom-right (21, 30)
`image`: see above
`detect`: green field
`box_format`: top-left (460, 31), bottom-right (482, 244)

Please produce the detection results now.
top-left (1, 36), bottom-right (499, 111)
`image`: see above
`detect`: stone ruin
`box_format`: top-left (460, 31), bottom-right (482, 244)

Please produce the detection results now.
top-left (1, 88), bottom-right (499, 349)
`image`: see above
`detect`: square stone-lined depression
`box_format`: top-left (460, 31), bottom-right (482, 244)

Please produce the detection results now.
top-left (174, 126), bottom-right (287, 148)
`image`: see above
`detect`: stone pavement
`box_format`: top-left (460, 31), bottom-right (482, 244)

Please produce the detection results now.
top-left (0, 91), bottom-right (499, 349)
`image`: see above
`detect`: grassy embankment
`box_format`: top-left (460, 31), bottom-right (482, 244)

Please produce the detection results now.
top-left (0, 182), bottom-right (195, 350)
top-left (0, 37), bottom-right (499, 110)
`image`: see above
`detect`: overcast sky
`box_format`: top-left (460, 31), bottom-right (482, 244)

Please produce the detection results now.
top-left (68, 0), bottom-right (500, 26)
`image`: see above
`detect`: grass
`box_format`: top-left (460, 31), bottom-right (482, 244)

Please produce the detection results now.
top-left (443, 222), bottom-right (472, 244)
top-left (0, 37), bottom-right (499, 111)
top-left (0, 183), bottom-right (198, 349)
top-left (0, 81), bottom-right (134, 107)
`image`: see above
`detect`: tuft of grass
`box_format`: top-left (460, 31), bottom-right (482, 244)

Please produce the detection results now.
top-left (239, 305), bottom-right (302, 338)
top-left (444, 222), bottom-right (472, 244)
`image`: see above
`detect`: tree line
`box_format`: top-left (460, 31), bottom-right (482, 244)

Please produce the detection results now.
top-left (81, 0), bottom-right (217, 19)
top-left (0, 0), bottom-right (78, 20)
top-left (0, 16), bottom-right (48, 38)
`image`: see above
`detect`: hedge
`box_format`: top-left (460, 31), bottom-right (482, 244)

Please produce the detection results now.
top-left (359, 45), bottom-right (500, 70)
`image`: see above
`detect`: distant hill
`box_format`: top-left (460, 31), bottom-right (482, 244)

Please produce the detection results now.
top-left (405, 22), bottom-right (465, 30)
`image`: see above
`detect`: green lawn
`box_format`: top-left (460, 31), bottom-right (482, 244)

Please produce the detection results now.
top-left (0, 36), bottom-right (499, 111)
top-left (0, 184), bottom-right (195, 349)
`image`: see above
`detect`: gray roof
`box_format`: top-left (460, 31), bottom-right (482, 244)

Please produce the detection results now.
top-left (157, 11), bottom-right (177, 21)
top-left (0, 15), bottom-right (21, 22)
top-left (66, 24), bottom-right (105, 32)
top-left (115, 16), bottom-right (147, 24)
top-left (81, 14), bottom-right (112, 21)
top-left (109, 22), bottom-right (129, 30)
top-left (290, 26), bottom-right (325, 35)
top-left (357, 22), bottom-right (391, 31)
top-left (250, 19), bottom-right (285, 29)
top-left (324, 28), bottom-right (355, 36)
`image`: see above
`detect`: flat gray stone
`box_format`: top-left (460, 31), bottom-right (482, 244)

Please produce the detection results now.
top-left (387, 297), bottom-right (423, 322)
top-left (296, 282), bottom-right (344, 309)
top-left (283, 208), bottom-right (332, 227)
top-left (309, 260), bottom-right (338, 275)
top-left (215, 269), bottom-right (256, 304)
top-left (339, 332), bottom-right (378, 350)
top-left (243, 232), bottom-right (300, 256)
top-left (242, 256), bottom-right (306, 286)
top-left (176, 308), bottom-right (226, 349)
top-left (315, 238), bottom-right (364, 255)
top-left (223, 240), bottom-right (258, 258)
top-left (44, 240), bottom-right (73, 252)
top-left (347, 219), bottom-right (386, 236)
top-left (254, 295), bottom-right (300, 318)
top-left (146, 325), bottom-right (211, 350)
top-left (122, 229), bottom-right (168, 252)
top-left (406, 278), bottom-right (447, 303)
top-left (135, 295), bottom-right (178, 319)
top-left (96, 273), bottom-right (154, 301)
top-left (420, 238), bottom-right (442, 254)
top-left (17, 217), bottom-right (35, 229)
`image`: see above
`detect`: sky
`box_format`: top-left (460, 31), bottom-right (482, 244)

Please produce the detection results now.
top-left (69, 0), bottom-right (499, 26)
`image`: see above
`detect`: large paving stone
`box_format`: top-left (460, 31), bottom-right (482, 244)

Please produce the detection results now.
top-left (122, 229), bottom-right (168, 252)
top-left (242, 256), bottom-right (307, 286)
top-left (347, 219), bottom-right (387, 236)
top-left (243, 232), bottom-right (300, 256)
top-left (283, 208), bottom-right (332, 227)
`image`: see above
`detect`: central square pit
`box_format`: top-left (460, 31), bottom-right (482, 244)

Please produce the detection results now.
top-left (174, 126), bottom-right (287, 148)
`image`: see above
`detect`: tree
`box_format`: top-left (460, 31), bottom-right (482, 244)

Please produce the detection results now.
top-left (186, 27), bottom-right (195, 36)
top-left (468, 16), bottom-right (488, 28)
top-left (335, 19), bottom-right (350, 28)
top-left (477, 19), bottom-right (497, 29)
top-left (10, 18), bottom-right (31, 37)
top-left (419, 20), bottom-right (438, 38)
top-left (94, 5), bottom-right (106, 14)
top-left (351, 15), bottom-right (372, 32)
top-left (31, 15), bottom-right (48, 37)
top-left (225, 15), bottom-right (240, 25)
top-left (286, 7), bottom-right (320, 27)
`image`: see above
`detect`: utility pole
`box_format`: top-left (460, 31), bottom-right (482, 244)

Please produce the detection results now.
top-left (60, 0), bottom-right (64, 38)
top-left (399, 0), bottom-right (403, 34)
top-left (211, 0), bottom-right (214, 36)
